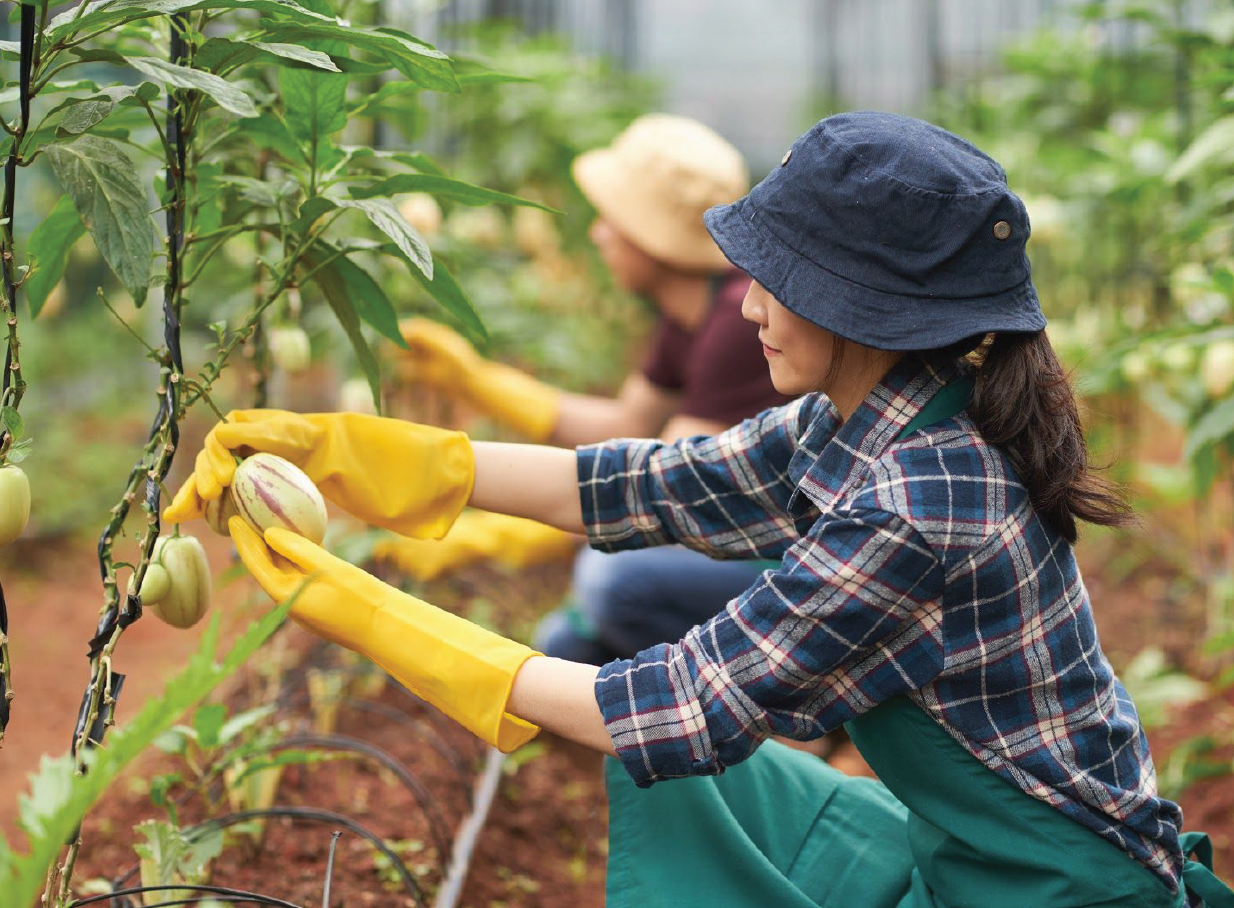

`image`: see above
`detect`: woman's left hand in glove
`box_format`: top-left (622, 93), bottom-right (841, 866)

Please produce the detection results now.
top-left (228, 516), bottom-right (541, 752)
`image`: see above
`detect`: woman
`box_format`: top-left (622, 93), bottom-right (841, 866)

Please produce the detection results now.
top-left (166, 112), bottom-right (1231, 907)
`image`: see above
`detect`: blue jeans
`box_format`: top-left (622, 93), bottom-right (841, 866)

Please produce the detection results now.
top-left (534, 546), bottom-right (772, 665)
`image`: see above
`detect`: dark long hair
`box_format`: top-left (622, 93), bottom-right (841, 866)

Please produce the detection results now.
top-left (965, 331), bottom-right (1132, 543)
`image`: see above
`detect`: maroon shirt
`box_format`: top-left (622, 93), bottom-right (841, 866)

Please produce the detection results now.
top-left (641, 271), bottom-right (792, 426)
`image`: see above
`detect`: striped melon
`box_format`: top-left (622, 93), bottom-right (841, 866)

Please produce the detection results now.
top-left (230, 452), bottom-right (328, 544)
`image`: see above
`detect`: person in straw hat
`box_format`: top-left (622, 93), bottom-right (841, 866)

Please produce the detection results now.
top-left (380, 114), bottom-right (791, 668)
top-left (170, 111), bottom-right (1234, 907)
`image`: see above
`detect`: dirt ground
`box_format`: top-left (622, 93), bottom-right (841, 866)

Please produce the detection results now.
top-left (2, 515), bottom-right (1232, 905)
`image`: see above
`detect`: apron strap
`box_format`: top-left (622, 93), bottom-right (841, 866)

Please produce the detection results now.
top-left (1181, 831), bottom-right (1234, 907)
top-left (896, 375), bottom-right (975, 442)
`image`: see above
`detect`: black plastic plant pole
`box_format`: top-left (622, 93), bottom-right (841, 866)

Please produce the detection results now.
top-left (55, 13), bottom-right (192, 905)
top-left (0, 0), bottom-right (37, 749)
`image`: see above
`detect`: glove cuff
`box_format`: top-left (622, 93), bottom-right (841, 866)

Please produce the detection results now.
top-left (366, 598), bottom-right (542, 752)
top-left (466, 362), bottom-right (561, 442)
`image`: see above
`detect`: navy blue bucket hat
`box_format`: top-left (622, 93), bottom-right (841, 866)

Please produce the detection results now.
top-left (703, 111), bottom-right (1046, 351)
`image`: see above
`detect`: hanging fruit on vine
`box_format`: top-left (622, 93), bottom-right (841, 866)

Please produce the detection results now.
top-left (1201, 340), bottom-right (1234, 399)
top-left (141, 535), bottom-right (212, 629)
top-left (0, 464), bottom-right (30, 545)
top-left (268, 325), bottom-right (311, 374)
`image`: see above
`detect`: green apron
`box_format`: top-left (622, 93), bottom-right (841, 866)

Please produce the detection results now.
top-left (604, 379), bottom-right (1233, 907)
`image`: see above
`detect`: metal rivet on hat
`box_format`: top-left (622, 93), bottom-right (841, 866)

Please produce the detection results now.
top-left (781, 148), bottom-right (792, 166)
top-left (993, 220), bottom-right (1012, 240)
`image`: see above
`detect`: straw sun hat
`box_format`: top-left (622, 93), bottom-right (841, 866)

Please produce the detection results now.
top-left (572, 114), bottom-right (749, 272)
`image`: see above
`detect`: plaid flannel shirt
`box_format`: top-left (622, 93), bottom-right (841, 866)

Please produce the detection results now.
top-left (578, 354), bottom-right (1185, 894)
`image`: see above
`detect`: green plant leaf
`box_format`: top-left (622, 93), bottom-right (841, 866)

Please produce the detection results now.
top-left (191, 702), bottom-right (227, 750)
top-left (305, 245), bottom-right (386, 409)
top-left (0, 79), bottom-right (100, 106)
top-left (308, 242), bottom-right (406, 349)
top-left (55, 84), bottom-right (160, 137)
top-left (1185, 397), bottom-right (1234, 461)
top-left (45, 135), bottom-right (154, 306)
top-left (252, 41), bottom-right (340, 72)
top-left (348, 173), bottom-right (557, 212)
top-left (48, 0), bottom-right (331, 41)
top-left (378, 244), bottom-right (485, 342)
top-left (135, 819), bottom-right (222, 899)
top-left (1167, 115), bottom-right (1234, 183)
top-left (226, 748), bottom-right (340, 784)
top-left (335, 198), bottom-right (431, 278)
top-left (289, 195), bottom-right (338, 233)
top-left (6, 438), bottom-right (34, 464)
top-left (257, 22), bottom-right (458, 92)
top-left (236, 115), bottom-right (302, 164)
top-left (128, 57), bottom-right (258, 118)
top-left (0, 601), bottom-right (291, 908)
top-left (193, 37), bottom-right (340, 75)
top-left (214, 174), bottom-right (295, 208)
top-left (24, 195), bottom-right (86, 319)
top-left (218, 704), bottom-right (277, 745)
top-left (279, 66), bottom-right (348, 164)
top-left (1, 406), bottom-right (25, 440)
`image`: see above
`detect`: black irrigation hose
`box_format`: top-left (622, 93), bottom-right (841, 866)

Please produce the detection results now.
top-left (69, 882), bottom-right (305, 908)
top-left (279, 733), bottom-right (453, 863)
top-left (338, 696), bottom-right (474, 798)
top-left (107, 809), bottom-right (427, 906)
top-left (189, 808), bottom-right (427, 907)
top-left (273, 683), bottom-right (474, 799)
top-left (390, 685), bottom-right (486, 764)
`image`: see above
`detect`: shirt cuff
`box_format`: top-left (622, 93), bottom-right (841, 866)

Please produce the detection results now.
top-left (594, 644), bottom-right (721, 787)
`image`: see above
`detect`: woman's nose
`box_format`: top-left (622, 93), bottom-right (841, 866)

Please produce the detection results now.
top-left (741, 284), bottom-right (768, 325)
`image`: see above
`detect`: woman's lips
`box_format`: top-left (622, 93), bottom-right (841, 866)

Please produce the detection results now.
top-left (761, 340), bottom-right (781, 357)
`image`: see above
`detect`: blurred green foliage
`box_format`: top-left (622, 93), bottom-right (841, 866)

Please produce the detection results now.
top-left (934, 0), bottom-right (1234, 651)
top-left (361, 23), bottom-right (661, 396)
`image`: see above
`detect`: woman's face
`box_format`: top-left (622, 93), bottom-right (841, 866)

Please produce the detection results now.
top-left (589, 217), bottom-right (661, 295)
top-left (741, 281), bottom-right (840, 395)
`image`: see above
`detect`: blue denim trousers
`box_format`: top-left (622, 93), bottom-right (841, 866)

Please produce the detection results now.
top-left (534, 546), bottom-right (771, 665)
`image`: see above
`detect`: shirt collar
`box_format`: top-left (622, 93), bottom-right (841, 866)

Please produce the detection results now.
top-left (789, 354), bottom-right (964, 513)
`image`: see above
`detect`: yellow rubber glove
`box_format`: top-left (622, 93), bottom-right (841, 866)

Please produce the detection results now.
top-left (230, 517), bottom-right (541, 752)
top-left (372, 510), bottom-right (578, 581)
top-left (398, 318), bottom-right (560, 442)
top-left (164, 410), bottom-right (474, 539)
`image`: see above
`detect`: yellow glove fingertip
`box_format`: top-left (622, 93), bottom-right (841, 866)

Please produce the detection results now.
top-left (203, 435), bottom-right (237, 491)
top-left (262, 526), bottom-right (317, 565)
top-left (230, 517), bottom-right (292, 595)
top-left (163, 479), bottom-right (202, 524)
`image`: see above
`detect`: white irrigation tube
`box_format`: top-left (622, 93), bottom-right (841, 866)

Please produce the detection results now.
top-left (433, 746), bottom-right (508, 908)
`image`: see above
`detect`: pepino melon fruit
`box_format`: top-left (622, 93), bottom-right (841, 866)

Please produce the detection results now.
top-left (230, 452), bottom-right (328, 543)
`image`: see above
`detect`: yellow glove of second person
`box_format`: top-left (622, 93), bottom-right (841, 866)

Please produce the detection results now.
top-left (230, 517), bottom-right (541, 752)
top-left (398, 318), bottom-right (560, 443)
top-left (372, 510), bottom-right (578, 581)
top-left (165, 410), bottom-right (474, 539)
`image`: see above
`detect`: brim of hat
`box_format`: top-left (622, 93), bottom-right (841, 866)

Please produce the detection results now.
top-left (703, 197), bottom-right (1046, 351)
top-left (573, 148), bottom-right (731, 271)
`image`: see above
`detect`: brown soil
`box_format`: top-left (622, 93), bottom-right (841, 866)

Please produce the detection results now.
top-left (2, 511), bottom-right (1232, 905)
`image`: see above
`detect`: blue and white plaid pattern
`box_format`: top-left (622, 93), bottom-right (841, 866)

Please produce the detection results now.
top-left (579, 355), bottom-right (1185, 894)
